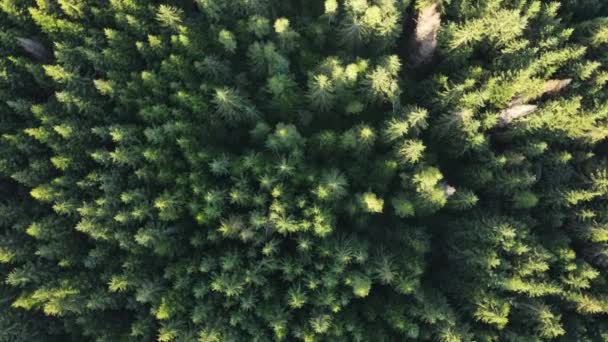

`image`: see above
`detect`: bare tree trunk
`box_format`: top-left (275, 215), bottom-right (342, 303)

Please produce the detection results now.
top-left (542, 78), bottom-right (572, 95)
top-left (500, 79), bottom-right (571, 126)
top-left (16, 37), bottom-right (52, 61)
top-left (410, 4), bottom-right (441, 66)
top-left (498, 104), bottom-right (538, 126)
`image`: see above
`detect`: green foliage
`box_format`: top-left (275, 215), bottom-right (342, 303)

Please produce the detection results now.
top-left (1, 0), bottom-right (608, 341)
top-left (360, 192), bottom-right (385, 213)
top-left (218, 29), bottom-right (236, 53)
top-left (513, 191), bottom-right (539, 209)
top-left (156, 5), bottom-right (183, 31)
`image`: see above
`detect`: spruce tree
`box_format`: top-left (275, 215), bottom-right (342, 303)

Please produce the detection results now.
top-left (1, 0), bottom-right (608, 341)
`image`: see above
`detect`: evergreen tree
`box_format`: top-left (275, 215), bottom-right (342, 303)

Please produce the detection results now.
top-left (1, 0), bottom-right (608, 341)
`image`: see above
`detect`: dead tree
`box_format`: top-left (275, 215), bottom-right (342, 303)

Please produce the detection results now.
top-left (442, 183), bottom-right (456, 198)
top-left (542, 78), bottom-right (572, 96)
top-left (16, 37), bottom-right (52, 61)
top-left (500, 79), bottom-right (572, 126)
top-left (410, 4), bottom-right (441, 66)
top-left (498, 104), bottom-right (538, 127)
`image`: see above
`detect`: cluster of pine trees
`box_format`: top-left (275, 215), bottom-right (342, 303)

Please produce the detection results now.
top-left (1, 0), bottom-right (608, 340)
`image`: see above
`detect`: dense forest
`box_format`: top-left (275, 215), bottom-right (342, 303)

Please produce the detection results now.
top-left (2, 0), bottom-right (608, 340)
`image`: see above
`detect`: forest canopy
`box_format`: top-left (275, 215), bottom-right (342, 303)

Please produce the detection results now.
top-left (2, 0), bottom-right (608, 341)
